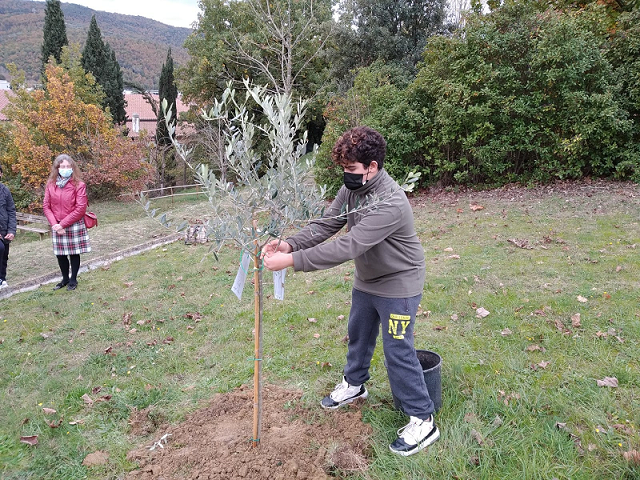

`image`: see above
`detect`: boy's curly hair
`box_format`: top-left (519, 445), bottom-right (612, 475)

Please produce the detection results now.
top-left (331, 126), bottom-right (386, 169)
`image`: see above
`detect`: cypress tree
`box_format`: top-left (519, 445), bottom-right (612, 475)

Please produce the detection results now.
top-left (156, 48), bottom-right (178, 146)
top-left (81, 16), bottom-right (106, 86)
top-left (41, 0), bottom-right (68, 73)
top-left (156, 48), bottom-right (178, 187)
top-left (81, 16), bottom-right (127, 125)
top-left (103, 47), bottom-right (127, 124)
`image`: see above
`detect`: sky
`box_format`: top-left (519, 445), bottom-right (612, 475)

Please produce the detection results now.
top-left (35, 0), bottom-right (201, 29)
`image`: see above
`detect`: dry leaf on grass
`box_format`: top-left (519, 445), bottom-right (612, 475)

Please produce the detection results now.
top-left (42, 408), bottom-right (56, 415)
top-left (464, 413), bottom-right (478, 423)
top-left (623, 450), bottom-right (640, 464)
top-left (82, 394), bottom-right (94, 406)
top-left (469, 204), bottom-right (484, 211)
top-left (19, 435), bottom-right (38, 446)
top-left (48, 418), bottom-right (63, 428)
top-left (508, 238), bottom-right (533, 249)
top-left (470, 429), bottom-right (484, 445)
top-left (307, 317), bottom-right (317, 323)
top-left (571, 313), bottom-right (581, 327)
top-left (596, 377), bottom-right (618, 388)
top-left (476, 307), bottom-right (490, 318)
top-left (577, 295), bottom-right (588, 303)
top-left (554, 319), bottom-right (568, 333)
top-left (82, 451), bottom-right (109, 467)
top-left (501, 328), bottom-right (512, 336)
top-left (526, 344), bottom-right (546, 352)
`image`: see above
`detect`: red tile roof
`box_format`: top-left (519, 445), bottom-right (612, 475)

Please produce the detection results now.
top-left (0, 90), bottom-right (15, 121)
top-left (125, 93), bottom-right (191, 138)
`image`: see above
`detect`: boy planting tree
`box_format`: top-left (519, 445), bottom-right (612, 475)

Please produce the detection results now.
top-left (262, 126), bottom-right (439, 456)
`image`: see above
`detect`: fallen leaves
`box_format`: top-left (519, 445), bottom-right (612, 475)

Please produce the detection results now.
top-left (47, 418), bottom-right (63, 429)
top-left (476, 307), bottom-right (490, 318)
top-left (595, 328), bottom-right (624, 343)
top-left (185, 312), bottom-right (203, 322)
top-left (469, 204), bottom-right (484, 211)
top-left (553, 318), bottom-right (571, 335)
top-left (497, 391), bottom-right (521, 405)
top-left (19, 435), bottom-right (38, 446)
top-left (525, 344), bottom-right (546, 352)
top-left (596, 377), bottom-right (618, 388)
top-left (82, 451), bottom-right (109, 467)
top-left (82, 392), bottom-right (113, 407)
top-left (623, 450), bottom-right (640, 465)
top-left (571, 313), bottom-right (581, 328)
top-left (508, 238), bottom-right (533, 249)
top-left (577, 295), bottom-right (588, 303)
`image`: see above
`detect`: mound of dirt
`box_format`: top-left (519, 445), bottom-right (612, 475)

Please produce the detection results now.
top-left (125, 384), bottom-right (373, 479)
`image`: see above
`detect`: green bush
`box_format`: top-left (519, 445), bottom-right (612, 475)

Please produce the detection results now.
top-left (412, 4), bottom-right (634, 185)
top-left (316, 61), bottom-right (428, 196)
top-left (318, 4), bottom-right (639, 189)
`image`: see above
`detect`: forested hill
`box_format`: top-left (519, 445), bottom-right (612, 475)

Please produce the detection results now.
top-left (0, 0), bottom-right (191, 89)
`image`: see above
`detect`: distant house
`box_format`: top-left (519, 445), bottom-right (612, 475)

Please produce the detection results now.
top-left (0, 90), bottom-right (14, 122)
top-left (124, 93), bottom-right (191, 139)
top-left (0, 80), bottom-right (10, 90)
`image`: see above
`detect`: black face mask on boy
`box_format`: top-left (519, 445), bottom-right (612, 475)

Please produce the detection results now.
top-left (343, 172), bottom-right (366, 190)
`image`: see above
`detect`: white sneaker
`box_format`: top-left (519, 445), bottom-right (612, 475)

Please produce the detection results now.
top-left (0, 280), bottom-right (8, 289)
top-left (320, 376), bottom-right (368, 409)
top-left (389, 415), bottom-right (440, 456)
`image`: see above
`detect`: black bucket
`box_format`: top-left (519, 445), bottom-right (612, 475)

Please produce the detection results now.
top-left (389, 349), bottom-right (442, 413)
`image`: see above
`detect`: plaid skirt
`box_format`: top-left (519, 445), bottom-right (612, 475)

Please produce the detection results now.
top-left (52, 219), bottom-right (91, 255)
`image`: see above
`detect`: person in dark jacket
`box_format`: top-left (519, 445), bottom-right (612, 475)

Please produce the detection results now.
top-left (42, 154), bottom-right (91, 291)
top-left (262, 126), bottom-right (439, 456)
top-left (0, 164), bottom-right (17, 288)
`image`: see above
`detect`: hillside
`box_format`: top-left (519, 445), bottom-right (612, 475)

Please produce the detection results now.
top-left (0, 0), bottom-right (192, 89)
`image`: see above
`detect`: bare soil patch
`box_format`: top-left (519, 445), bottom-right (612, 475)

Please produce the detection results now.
top-left (125, 384), bottom-right (372, 480)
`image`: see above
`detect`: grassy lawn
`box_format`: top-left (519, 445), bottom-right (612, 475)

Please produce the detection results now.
top-left (0, 181), bottom-right (639, 479)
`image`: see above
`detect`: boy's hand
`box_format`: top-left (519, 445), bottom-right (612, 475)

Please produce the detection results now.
top-left (263, 252), bottom-right (294, 271)
top-left (261, 239), bottom-right (292, 257)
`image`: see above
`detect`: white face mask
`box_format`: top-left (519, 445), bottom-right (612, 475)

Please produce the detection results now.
top-left (59, 168), bottom-right (73, 178)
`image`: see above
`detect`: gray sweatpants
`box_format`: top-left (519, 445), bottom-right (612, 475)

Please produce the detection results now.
top-left (343, 288), bottom-right (434, 419)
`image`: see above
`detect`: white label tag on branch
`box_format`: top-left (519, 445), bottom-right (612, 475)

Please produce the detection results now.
top-left (273, 269), bottom-right (286, 301)
top-left (231, 251), bottom-right (251, 300)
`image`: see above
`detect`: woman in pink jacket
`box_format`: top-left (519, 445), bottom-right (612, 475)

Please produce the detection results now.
top-left (43, 154), bottom-right (91, 291)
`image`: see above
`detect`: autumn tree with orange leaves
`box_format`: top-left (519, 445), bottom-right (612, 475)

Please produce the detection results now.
top-left (2, 60), bottom-right (153, 207)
